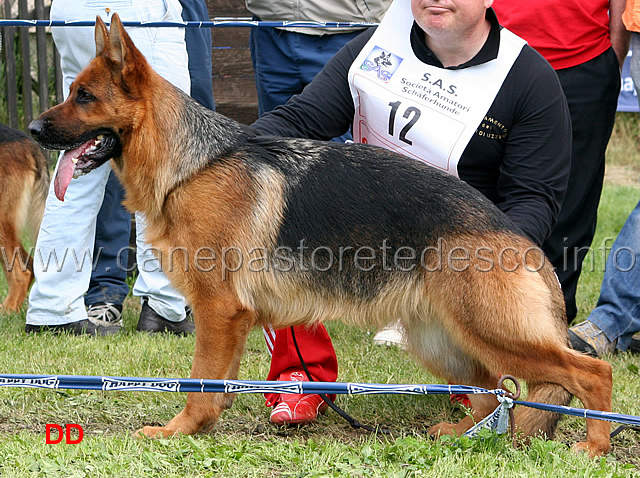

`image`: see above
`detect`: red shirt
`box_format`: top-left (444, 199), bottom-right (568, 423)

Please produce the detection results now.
top-left (493, 0), bottom-right (612, 70)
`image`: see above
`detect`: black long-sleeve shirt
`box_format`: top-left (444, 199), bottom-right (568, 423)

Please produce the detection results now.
top-left (251, 9), bottom-right (571, 246)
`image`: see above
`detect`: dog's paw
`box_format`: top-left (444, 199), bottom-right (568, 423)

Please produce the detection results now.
top-left (427, 422), bottom-right (457, 437)
top-left (133, 426), bottom-right (179, 439)
top-left (571, 441), bottom-right (610, 458)
top-left (0, 301), bottom-right (18, 313)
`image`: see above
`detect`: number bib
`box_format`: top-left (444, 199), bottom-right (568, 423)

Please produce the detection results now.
top-left (348, 0), bottom-right (525, 177)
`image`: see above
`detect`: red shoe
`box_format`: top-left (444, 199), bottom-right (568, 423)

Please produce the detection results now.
top-left (450, 393), bottom-right (472, 408)
top-left (448, 382), bottom-right (472, 408)
top-left (269, 370), bottom-right (329, 426)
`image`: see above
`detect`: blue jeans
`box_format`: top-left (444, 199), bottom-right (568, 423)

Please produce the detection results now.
top-left (588, 200), bottom-right (640, 351)
top-left (85, 170), bottom-right (131, 306)
top-left (250, 25), bottom-right (360, 142)
top-left (587, 32), bottom-right (640, 349)
top-left (180, 0), bottom-right (215, 110)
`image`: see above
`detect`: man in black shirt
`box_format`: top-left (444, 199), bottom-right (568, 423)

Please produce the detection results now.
top-left (251, 0), bottom-right (571, 426)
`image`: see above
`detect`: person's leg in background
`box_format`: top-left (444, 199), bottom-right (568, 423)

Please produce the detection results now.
top-left (569, 200), bottom-right (640, 355)
top-left (89, 0), bottom-right (214, 334)
top-left (26, 1), bottom-right (131, 335)
top-left (250, 25), bottom-right (358, 141)
top-left (251, 26), bottom-right (307, 117)
top-left (85, 170), bottom-right (131, 328)
top-left (26, 159), bottom-right (117, 334)
top-left (568, 33), bottom-right (640, 357)
top-left (179, 0), bottom-right (215, 110)
top-left (128, 0), bottom-right (192, 334)
top-left (542, 48), bottom-right (621, 322)
top-left (263, 325), bottom-right (338, 425)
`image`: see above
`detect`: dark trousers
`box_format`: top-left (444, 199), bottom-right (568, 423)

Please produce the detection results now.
top-left (87, 0), bottom-right (214, 306)
top-left (249, 25), bottom-right (360, 142)
top-left (542, 47), bottom-right (621, 322)
top-left (179, 0), bottom-right (215, 111)
top-left (85, 170), bottom-right (131, 305)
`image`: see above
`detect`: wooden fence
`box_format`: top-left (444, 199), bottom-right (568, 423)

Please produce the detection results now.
top-left (1, 0), bottom-right (61, 131)
top-left (0, 0), bottom-right (258, 136)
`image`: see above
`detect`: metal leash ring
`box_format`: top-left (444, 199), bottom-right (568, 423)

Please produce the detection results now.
top-left (497, 374), bottom-right (521, 400)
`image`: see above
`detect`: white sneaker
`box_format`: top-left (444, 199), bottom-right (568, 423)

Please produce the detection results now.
top-left (373, 321), bottom-right (407, 348)
top-left (87, 302), bottom-right (124, 328)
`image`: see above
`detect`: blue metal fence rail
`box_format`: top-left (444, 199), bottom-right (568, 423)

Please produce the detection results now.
top-left (1, 19), bottom-right (379, 28)
top-left (1, 373), bottom-right (639, 428)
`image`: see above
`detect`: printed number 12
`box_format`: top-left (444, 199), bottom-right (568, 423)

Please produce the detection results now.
top-left (388, 101), bottom-right (421, 145)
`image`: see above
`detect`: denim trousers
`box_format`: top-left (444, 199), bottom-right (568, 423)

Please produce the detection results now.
top-left (588, 200), bottom-right (640, 351)
top-left (587, 32), bottom-right (640, 349)
top-left (27, 0), bottom-right (190, 325)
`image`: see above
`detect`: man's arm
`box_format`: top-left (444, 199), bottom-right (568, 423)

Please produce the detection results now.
top-left (610, 0), bottom-right (631, 67)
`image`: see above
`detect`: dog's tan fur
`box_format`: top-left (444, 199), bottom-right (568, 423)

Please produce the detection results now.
top-left (29, 15), bottom-right (614, 457)
top-left (0, 125), bottom-right (48, 312)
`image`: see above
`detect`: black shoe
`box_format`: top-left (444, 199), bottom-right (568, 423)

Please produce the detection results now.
top-left (137, 298), bottom-right (195, 335)
top-left (630, 333), bottom-right (640, 354)
top-left (25, 319), bottom-right (122, 336)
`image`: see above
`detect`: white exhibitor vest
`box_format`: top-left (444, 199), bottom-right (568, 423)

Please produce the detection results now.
top-left (347, 0), bottom-right (526, 177)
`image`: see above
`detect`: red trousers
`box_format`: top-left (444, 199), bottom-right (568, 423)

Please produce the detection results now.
top-left (263, 323), bottom-right (338, 406)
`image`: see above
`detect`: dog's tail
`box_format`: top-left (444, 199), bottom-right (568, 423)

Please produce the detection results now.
top-left (23, 142), bottom-right (49, 245)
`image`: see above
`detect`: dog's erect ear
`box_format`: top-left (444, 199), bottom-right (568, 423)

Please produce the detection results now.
top-left (94, 15), bottom-right (109, 57)
top-left (108, 13), bottom-right (130, 67)
top-left (93, 13), bottom-right (135, 69)
top-left (94, 12), bottom-right (145, 87)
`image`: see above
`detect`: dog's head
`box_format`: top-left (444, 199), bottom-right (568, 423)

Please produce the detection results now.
top-left (29, 14), bottom-right (148, 201)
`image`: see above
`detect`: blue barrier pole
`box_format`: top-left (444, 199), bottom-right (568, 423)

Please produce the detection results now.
top-left (1, 373), bottom-right (639, 428)
top-left (0, 19), bottom-right (378, 28)
top-left (0, 373), bottom-right (493, 396)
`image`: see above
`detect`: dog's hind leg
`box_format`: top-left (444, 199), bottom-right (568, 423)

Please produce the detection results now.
top-left (453, 301), bottom-right (612, 455)
top-left (513, 380), bottom-right (571, 443)
top-left (448, 247), bottom-right (610, 456)
top-left (509, 349), bottom-right (612, 457)
top-left (476, 269), bottom-right (613, 456)
top-left (404, 321), bottom-right (501, 437)
top-left (135, 292), bottom-right (256, 438)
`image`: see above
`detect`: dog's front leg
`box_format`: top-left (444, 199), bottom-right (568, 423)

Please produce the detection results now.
top-left (135, 295), bottom-right (255, 438)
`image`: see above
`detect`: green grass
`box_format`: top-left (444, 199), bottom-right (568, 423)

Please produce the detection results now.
top-left (0, 316), bottom-right (638, 477)
top-left (0, 116), bottom-right (639, 476)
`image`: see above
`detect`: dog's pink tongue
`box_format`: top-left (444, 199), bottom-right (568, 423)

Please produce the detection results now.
top-left (54, 149), bottom-right (80, 201)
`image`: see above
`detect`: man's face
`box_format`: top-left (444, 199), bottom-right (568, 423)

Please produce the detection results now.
top-left (410, 0), bottom-right (493, 37)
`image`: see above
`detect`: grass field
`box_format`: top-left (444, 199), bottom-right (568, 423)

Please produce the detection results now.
top-left (0, 114), bottom-right (638, 476)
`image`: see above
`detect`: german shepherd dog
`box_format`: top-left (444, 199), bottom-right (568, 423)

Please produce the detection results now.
top-left (29, 14), bottom-right (613, 456)
top-left (0, 123), bottom-right (48, 312)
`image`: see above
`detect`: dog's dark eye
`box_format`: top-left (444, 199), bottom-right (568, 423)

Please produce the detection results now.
top-left (76, 89), bottom-right (96, 104)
